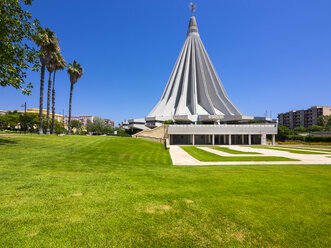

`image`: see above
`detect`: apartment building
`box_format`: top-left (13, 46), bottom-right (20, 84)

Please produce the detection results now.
top-left (64, 115), bottom-right (94, 126)
top-left (104, 119), bottom-right (115, 128)
top-left (64, 115), bottom-right (114, 127)
top-left (278, 106), bottom-right (331, 129)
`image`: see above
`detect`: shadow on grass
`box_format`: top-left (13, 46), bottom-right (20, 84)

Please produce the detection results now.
top-left (0, 138), bottom-right (18, 145)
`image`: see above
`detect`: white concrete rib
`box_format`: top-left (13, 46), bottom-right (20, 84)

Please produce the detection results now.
top-left (147, 16), bottom-right (241, 119)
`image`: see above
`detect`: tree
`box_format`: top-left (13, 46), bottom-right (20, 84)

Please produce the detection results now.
top-left (34, 27), bottom-right (59, 135)
top-left (23, 112), bottom-right (39, 132)
top-left (67, 61), bottom-right (83, 135)
top-left (86, 117), bottom-right (105, 134)
top-left (45, 53), bottom-right (55, 134)
top-left (308, 125), bottom-right (324, 132)
top-left (277, 125), bottom-right (291, 141)
top-left (163, 120), bottom-right (174, 124)
top-left (85, 117), bottom-right (115, 135)
top-left (294, 126), bottom-right (307, 133)
top-left (51, 53), bottom-right (66, 134)
top-left (248, 120), bottom-right (264, 124)
top-left (317, 115), bottom-right (329, 127)
top-left (327, 117), bottom-right (331, 128)
top-left (70, 120), bottom-right (83, 134)
top-left (5, 111), bottom-right (21, 130)
top-left (0, 0), bottom-right (40, 95)
top-left (0, 114), bottom-right (8, 130)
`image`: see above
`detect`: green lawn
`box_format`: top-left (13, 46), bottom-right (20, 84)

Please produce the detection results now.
top-left (0, 135), bottom-right (330, 247)
top-left (249, 146), bottom-right (328, 154)
top-left (300, 145), bottom-right (331, 148)
top-left (276, 146), bottom-right (331, 153)
top-left (209, 146), bottom-right (260, 154)
top-left (181, 146), bottom-right (298, 162)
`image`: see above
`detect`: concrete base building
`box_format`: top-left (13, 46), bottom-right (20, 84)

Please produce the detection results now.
top-left (168, 124), bottom-right (276, 146)
top-left (128, 11), bottom-right (277, 145)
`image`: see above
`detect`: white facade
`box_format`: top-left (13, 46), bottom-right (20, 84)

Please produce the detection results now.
top-left (168, 124), bottom-right (277, 146)
top-left (148, 16), bottom-right (241, 122)
top-left (127, 13), bottom-right (277, 145)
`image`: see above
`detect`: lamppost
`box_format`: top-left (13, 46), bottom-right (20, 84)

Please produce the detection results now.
top-left (20, 102), bottom-right (27, 134)
top-left (62, 109), bottom-right (65, 134)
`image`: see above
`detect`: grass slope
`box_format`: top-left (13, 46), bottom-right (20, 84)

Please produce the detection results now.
top-left (0, 135), bottom-right (330, 247)
top-left (250, 146), bottom-right (327, 154)
top-left (209, 146), bottom-right (260, 154)
top-left (181, 146), bottom-right (298, 162)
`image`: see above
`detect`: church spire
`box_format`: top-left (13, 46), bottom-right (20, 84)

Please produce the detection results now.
top-left (187, 15), bottom-right (199, 37)
top-left (187, 3), bottom-right (198, 36)
top-left (148, 6), bottom-right (242, 119)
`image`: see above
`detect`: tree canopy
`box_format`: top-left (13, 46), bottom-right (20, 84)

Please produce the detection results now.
top-left (0, 0), bottom-right (40, 94)
top-left (67, 60), bottom-right (83, 85)
top-left (0, 111), bottom-right (64, 133)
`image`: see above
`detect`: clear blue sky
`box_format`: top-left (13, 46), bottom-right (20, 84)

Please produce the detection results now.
top-left (1, 0), bottom-right (330, 125)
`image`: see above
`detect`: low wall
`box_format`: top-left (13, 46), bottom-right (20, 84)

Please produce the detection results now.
top-left (132, 125), bottom-right (168, 139)
top-left (135, 135), bottom-right (165, 144)
top-left (311, 131), bottom-right (331, 137)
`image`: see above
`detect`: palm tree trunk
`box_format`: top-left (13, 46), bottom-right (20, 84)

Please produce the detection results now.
top-left (51, 70), bottom-right (56, 134)
top-left (38, 64), bottom-right (46, 135)
top-left (68, 82), bottom-right (74, 135)
top-left (46, 71), bottom-right (52, 134)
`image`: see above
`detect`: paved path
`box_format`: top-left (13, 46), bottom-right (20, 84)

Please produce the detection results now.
top-left (169, 145), bottom-right (331, 166)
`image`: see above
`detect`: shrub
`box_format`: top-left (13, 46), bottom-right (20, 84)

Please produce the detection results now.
top-left (163, 120), bottom-right (174, 125)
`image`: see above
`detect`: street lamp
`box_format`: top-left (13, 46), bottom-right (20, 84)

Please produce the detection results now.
top-left (20, 102), bottom-right (27, 134)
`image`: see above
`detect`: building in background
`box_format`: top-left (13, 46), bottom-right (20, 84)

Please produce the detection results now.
top-left (104, 119), bottom-right (115, 128)
top-left (64, 115), bottom-right (114, 128)
top-left (0, 110), bottom-right (8, 115)
top-left (16, 108), bottom-right (63, 122)
top-left (64, 115), bottom-right (94, 126)
top-left (278, 106), bottom-right (331, 129)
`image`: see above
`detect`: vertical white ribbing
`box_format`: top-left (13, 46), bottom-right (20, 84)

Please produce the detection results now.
top-left (176, 38), bottom-right (192, 115)
top-left (166, 40), bottom-right (190, 116)
top-left (197, 39), bottom-right (232, 115)
top-left (194, 36), bottom-right (215, 114)
top-left (147, 15), bottom-right (242, 119)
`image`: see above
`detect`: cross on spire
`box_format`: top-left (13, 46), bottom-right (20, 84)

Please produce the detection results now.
top-left (189, 2), bottom-right (196, 16)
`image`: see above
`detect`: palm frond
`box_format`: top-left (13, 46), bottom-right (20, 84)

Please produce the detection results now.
top-left (34, 27), bottom-right (60, 53)
top-left (67, 60), bottom-right (84, 84)
top-left (55, 53), bottom-right (66, 71)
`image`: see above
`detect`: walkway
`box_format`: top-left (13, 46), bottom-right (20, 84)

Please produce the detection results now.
top-left (169, 145), bottom-right (331, 166)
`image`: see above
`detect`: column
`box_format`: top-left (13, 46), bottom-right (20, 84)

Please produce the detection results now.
top-left (212, 134), bottom-right (215, 145)
top-left (248, 134), bottom-right (251, 145)
top-left (272, 134), bottom-right (276, 145)
top-left (223, 134), bottom-right (226, 145)
top-left (192, 134), bottom-right (195, 145)
top-left (261, 134), bottom-right (267, 145)
top-left (229, 134), bottom-right (232, 145)
top-left (242, 134), bottom-right (244, 145)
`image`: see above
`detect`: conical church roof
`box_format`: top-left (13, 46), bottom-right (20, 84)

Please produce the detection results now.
top-left (148, 15), bottom-right (242, 121)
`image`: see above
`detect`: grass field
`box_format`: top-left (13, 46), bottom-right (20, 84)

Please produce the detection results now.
top-left (181, 146), bottom-right (298, 162)
top-left (208, 146), bottom-right (260, 154)
top-left (0, 135), bottom-right (330, 247)
top-left (249, 146), bottom-right (328, 154)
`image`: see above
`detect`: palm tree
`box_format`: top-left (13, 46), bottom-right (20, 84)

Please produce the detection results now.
top-left (67, 61), bottom-right (83, 135)
top-left (45, 53), bottom-right (55, 134)
top-left (34, 27), bottom-right (59, 135)
top-left (51, 53), bottom-right (66, 134)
